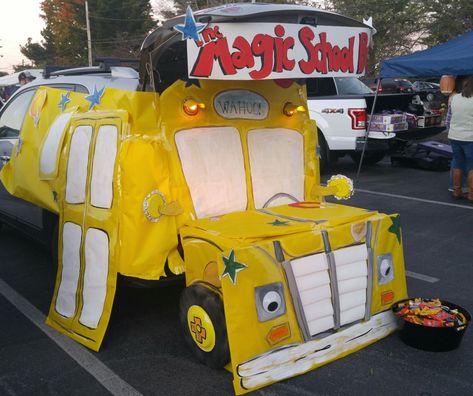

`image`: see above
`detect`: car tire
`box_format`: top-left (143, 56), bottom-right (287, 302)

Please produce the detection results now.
top-left (318, 131), bottom-right (331, 172)
top-left (350, 151), bottom-right (386, 165)
top-left (50, 219), bottom-right (59, 268)
top-left (179, 283), bottom-right (230, 368)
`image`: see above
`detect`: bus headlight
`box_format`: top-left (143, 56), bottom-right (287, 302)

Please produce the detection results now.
top-left (255, 282), bottom-right (286, 322)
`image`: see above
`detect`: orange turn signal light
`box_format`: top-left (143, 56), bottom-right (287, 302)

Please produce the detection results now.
top-left (283, 102), bottom-right (306, 116)
top-left (183, 98), bottom-right (205, 115)
top-left (266, 322), bottom-right (291, 346)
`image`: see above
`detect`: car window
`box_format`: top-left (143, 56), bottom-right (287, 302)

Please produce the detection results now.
top-left (396, 80), bottom-right (413, 88)
top-left (334, 77), bottom-right (372, 95)
top-left (39, 83), bottom-right (89, 94)
top-left (0, 83), bottom-right (88, 139)
top-left (306, 78), bottom-right (337, 96)
top-left (0, 88), bottom-right (37, 138)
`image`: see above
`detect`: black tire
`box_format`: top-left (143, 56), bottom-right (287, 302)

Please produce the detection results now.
top-left (350, 151), bottom-right (386, 165)
top-left (179, 283), bottom-right (230, 368)
top-left (318, 131), bottom-right (331, 172)
top-left (50, 219), bottom-right (59, 268)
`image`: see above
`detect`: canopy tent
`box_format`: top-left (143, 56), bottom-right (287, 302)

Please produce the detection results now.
top-left (380, 30), bottom-right (473, 78)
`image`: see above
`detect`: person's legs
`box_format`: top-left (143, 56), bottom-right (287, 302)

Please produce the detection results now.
top-left (450, 140), bottom-right (467, 198)
top-left (463, 141), bottom-right (473, 201)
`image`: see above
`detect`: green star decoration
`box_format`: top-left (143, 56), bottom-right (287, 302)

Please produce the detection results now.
top-left (221, 250), bottom-right (247, 285)
top-left (388, 214), bottom-right (402, 243)
top-left (268, 219), bottom-right (290, 226)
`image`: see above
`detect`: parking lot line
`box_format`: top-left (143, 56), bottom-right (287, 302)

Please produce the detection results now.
top-left (405, 270), bottom-right (439, 283)
top-left (0, 278), bottom-right (142, 396)
top-left (356, 188), bottom-right (473, 210)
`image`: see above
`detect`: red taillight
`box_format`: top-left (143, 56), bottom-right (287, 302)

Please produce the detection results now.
top-left (348, 108), bottom-right (366, 130)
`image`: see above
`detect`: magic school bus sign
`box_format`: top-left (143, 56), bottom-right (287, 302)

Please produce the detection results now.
top-left (185, 22), bottom-right (371, 80)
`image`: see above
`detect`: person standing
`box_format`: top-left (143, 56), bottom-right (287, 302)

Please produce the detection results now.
top-left (445, 76), bottom-right (467, 194)
top-left (448, 75), bottom-right (473, 201)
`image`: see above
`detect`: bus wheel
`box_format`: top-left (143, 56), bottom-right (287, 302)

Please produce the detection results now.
top-left (179, 283), bottom-right (230, 368)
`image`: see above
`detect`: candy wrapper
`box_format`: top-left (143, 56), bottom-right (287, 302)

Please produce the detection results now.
top-left (393, 298), bottom-right (468, 328)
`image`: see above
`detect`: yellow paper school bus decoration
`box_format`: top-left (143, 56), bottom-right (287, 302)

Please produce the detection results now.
top-left (0, 4), bottom-right (408, 395)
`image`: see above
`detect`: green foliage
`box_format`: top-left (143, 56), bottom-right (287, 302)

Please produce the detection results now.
top-left (20, 0), bottom-right (155, 68)
top-left (421, 0), bottom-right (473, 46)
top-left (328, 0), bottom-right (429, 75)
top-left (328, 0), bottom-right (473, 75)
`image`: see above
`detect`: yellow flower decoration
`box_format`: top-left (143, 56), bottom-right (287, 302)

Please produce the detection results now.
top-left (327, 174), bottom-right (354, 200)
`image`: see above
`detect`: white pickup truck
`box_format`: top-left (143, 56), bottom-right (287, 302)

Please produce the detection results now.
top-left (307, 77), bottom-right (445, 169)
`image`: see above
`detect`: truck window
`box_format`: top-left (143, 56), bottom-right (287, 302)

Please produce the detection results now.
top-left (306, 78), bottom-right (337, 97)
top-left (334, 77), bottom-right (373, 95)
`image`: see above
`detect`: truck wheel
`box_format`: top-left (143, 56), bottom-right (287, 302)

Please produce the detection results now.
top-left (179, 283), bottom-right (230, 368)
top-left (318, 132), bottom-right (330, 172)
top-left (50, 220), bottom-right (58, 268)
top-left (350, 151), bottom-right (386, 165)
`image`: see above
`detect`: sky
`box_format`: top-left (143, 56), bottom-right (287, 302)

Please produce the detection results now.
top-left (0, 0), bottom-right (45, 73)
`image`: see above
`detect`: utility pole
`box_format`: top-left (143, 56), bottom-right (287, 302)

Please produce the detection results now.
top-left (85, 0), bottom-right (93, 66)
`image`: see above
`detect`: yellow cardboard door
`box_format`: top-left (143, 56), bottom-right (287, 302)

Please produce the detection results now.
top-left (46, 113), bottom-right (125, 351)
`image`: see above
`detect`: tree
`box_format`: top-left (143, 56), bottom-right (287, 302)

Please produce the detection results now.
top-left (87, 0), bottom-right (155, 59)
top-left (20, 0), bottom-right (155, 68)
top-left (328, 0), bottom-right (429, 75)
top-left (421, 0), bottom-right (473, 46)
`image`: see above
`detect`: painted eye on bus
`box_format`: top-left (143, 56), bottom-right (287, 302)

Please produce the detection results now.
top-left (255, 282), bottom-right (286, 322)
top-left (377, 253), bottom-right (394, 284)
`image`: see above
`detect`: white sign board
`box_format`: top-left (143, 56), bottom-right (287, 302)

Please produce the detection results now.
top-left (185, 23), bottom-right (371, 80)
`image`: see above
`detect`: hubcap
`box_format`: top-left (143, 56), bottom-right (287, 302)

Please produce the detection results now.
top-left (187, 305), bottom-right (216, 352)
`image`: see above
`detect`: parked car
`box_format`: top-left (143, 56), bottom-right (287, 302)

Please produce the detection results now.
top-left (361, 77), bottom-right (414, 93)
top-left (0, 63), bottom-right (139, 247)
top-left (412, 80), bottom-right (440, 93)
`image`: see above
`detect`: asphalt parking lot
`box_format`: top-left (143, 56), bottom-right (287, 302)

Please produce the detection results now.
top-left (0, 155), bottom-right (472, 396)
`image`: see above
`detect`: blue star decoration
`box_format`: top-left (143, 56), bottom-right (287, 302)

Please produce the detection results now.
top-left (173, 5), bottom-right (207, 42)
top-left (268, 219), bottom-right (290, 226)
top-left (58, 92), bottom-right (71, 112)
top-left (85, 86), bottom-right (105, 110)
top-left (388, 214), bottom-right (402, 243)
top-left (221, 250), bottom-right (247, 285)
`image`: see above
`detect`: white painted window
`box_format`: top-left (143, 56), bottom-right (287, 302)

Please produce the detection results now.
top-left (248, 128), bottom-right (304, 208)
top-left (90, 125), bottom-right (117, 208)
top-left (55, 222), bottom-right (82, 318)
top-left (175, 127), bottom-right (247, 218)
top-left (65, 125), bottom-right (92, 204)
top-left (39, 112), bottom-right (73, 178)
top-left (80, 228), bottom-right (109, 329)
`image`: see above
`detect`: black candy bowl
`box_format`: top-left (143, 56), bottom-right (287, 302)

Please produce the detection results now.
top-left (392, 298), bottom-right (470, 352)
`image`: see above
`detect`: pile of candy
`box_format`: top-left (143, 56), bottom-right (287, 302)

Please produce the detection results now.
top-left (393, 298), bottom-right (468, 328)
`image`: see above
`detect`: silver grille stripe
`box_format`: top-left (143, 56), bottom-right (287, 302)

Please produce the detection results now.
top-left (364, 221), bottom-right (374, 322)
top-left (322, 230), bottom-right (341, 330)
top-left (282, 261), bottom-right (311, 341)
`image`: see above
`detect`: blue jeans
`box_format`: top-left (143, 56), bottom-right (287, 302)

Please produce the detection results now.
top-left (450, 139), bottom-right (473, 172)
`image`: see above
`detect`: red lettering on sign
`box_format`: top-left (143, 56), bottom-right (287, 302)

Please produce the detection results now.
top-left (191, 37), bottom-right (236, 77)
top-left (189, 24), bottom-right (367, 79)
top-left (231, 36), bottom-right (255, 69)
top-left (299, 29), bottom-right (355, 75)
top-left (357, 32), bottom-right (369, 74)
